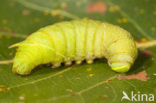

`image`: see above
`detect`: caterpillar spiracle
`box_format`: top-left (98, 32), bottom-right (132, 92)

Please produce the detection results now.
top-left (11, 20), bottom-right (138, 75)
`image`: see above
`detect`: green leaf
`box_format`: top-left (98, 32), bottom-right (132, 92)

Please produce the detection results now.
top-left (0, 0), bottom-right (156, 103)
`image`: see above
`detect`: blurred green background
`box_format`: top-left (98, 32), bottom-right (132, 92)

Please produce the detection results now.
top-left (0, 0), bottom-right (156, 103)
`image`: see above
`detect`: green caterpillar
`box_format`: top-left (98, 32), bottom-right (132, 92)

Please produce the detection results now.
top-left (12, 20), bottom-right (138, 75)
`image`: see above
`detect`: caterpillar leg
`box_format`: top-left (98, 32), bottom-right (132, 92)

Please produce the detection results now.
top-left (86, 59), bottom-right (93, 64)
top-left (65, 61), bottom-right (72, 66)
top-left (51, 63), bottom-right (61, 68)
top-left (76, 60), bottom-right (82, 65)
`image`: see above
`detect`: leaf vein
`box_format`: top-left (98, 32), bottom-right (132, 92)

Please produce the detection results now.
top-left (107, 2), bottom-right (153, 40)
top-left (15, 0), bottom-right (80, 19)
top-left (8, 67), bottom-right (71, 89)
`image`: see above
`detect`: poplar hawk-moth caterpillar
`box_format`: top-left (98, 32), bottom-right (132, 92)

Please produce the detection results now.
top-left (11, 20), bottom-right (138, 75)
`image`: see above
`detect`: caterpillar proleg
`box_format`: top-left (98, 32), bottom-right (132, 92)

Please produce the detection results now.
top-left (12, 20), bottom-right (138, 75)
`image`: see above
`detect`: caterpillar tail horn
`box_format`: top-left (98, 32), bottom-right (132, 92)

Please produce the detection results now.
top-left (9, 42), bottom-right (22, 48)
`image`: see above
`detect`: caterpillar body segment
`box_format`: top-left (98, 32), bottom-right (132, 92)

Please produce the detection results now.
top-left (12, 20), bottom-right (138, 75)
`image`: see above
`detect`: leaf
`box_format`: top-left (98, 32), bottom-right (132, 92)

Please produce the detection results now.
top-left (0, 0), bottom-right (156, 103)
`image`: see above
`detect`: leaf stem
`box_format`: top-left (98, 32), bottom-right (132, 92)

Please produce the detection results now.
top-left (136, 40), bottom-right (156, 49)
top-left (0, 59), bottom-right (13, 65)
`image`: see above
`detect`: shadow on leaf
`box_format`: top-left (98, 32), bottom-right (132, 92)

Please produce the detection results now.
top-left (127, 50), bottom-right (153, 74)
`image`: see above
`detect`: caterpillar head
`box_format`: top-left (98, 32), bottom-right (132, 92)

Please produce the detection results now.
top-left (110, 62), bottom-right (131, 72)
top-left (108, 53), bottom-right (137, 73)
